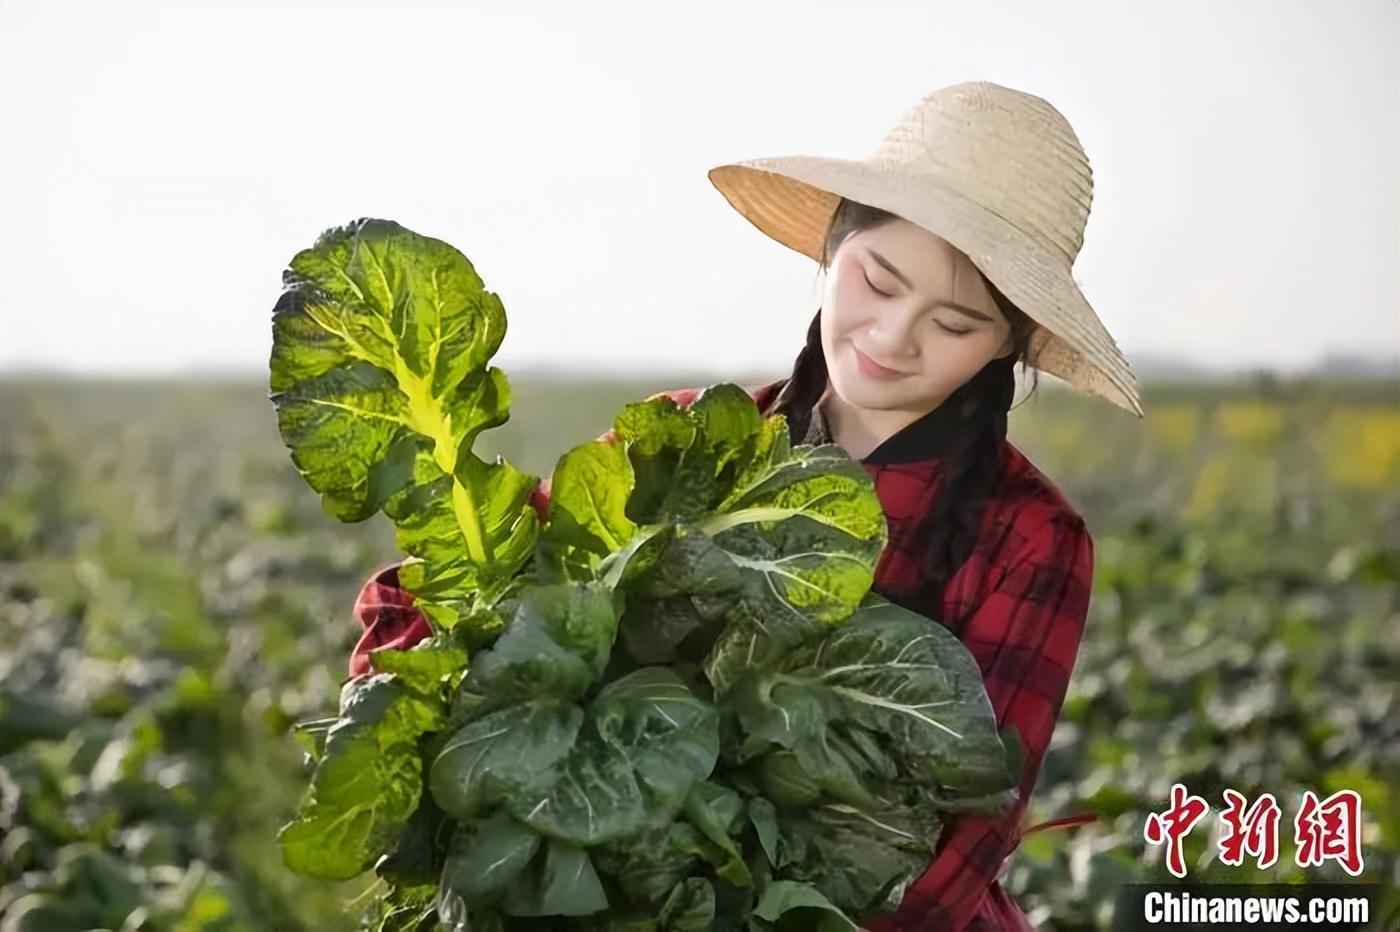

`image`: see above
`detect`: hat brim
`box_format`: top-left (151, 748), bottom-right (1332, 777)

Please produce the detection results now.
top-left (708, 156), bottom-right (1143, 418)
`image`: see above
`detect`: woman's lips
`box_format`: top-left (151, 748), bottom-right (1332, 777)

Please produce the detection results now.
top-left (852, 343), bottom-right (908, 379)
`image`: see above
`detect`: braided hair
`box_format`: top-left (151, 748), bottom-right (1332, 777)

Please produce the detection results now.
top-left (764, 198), bottom-right (1041, 614)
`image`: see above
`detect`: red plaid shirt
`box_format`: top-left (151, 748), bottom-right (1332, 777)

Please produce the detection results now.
top-left (347, 379), bottom-right (1094, 932)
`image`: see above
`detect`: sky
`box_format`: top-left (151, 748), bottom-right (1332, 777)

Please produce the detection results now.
top-left (1, 1), bottom-right (1396, 381)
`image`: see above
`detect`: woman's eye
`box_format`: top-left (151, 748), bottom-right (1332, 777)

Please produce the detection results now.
top-left (862, 273), bottom-right (893, 298)
top-left (861, 269), bottom-right (973, 336)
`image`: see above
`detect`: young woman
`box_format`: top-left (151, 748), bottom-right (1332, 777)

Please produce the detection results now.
top-left (348, 82), bottom-right (1143, 932)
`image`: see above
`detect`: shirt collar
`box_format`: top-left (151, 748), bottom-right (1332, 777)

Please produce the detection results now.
top-left (783, 355), bottom-right (1014, 465)
top-left (801, 391), bottom-right (981, 464)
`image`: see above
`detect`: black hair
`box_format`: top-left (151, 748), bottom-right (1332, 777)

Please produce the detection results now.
top-left (764, 198), bottom-right (1042, 613)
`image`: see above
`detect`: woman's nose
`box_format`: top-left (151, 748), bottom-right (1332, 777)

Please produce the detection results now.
top-left (864, 306), bottom-right (921, 356)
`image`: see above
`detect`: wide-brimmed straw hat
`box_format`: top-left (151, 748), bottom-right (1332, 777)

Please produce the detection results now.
top-left (707, 80), bottom-right (1143, 417)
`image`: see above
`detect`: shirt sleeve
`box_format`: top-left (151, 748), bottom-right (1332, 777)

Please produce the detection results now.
top-left (346, 559), bottom-right (433, 679)
top-left (865, 508), bottom-right (1095, 932)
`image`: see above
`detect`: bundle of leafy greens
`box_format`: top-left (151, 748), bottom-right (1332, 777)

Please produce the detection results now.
top-left (268, 219), bottom-right (1022, 932)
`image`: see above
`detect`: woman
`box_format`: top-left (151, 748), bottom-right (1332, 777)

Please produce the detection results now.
top-left (349, 81), bottom-right (1143, 931)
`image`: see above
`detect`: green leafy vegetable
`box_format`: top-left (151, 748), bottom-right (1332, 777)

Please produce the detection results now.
top-left (270, 218), bottom-right (1021, 929)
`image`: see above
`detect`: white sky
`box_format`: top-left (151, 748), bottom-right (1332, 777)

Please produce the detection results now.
top-left (1, 1), bottom-right (1396, 379)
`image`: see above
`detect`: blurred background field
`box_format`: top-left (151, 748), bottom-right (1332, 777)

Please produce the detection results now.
top-left (0, 372), bottom-right (1396, 931)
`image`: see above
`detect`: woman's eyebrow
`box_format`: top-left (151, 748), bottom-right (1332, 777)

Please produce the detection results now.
top-left (865, 247), bottom-right (995, 322)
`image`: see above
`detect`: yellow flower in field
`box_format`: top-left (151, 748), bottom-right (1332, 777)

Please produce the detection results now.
top-left (1322, 408), bottom-right (1400, 489)
top-left (1149, 404), bottom-right (1199, 456)
top-left (1214, 402), bottom-right (1284, 447)
top-left (1183, 456), bottom-right (1231, 522)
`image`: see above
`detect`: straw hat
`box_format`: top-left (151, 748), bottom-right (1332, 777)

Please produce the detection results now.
top-left (707, 81), bottom-right (1143, 417)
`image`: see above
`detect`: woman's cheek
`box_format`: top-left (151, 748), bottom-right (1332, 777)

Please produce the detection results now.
top-left (824, 296), bottom-right (865, 346)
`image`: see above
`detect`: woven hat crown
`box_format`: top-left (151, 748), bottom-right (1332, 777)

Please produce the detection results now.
top-left (871, 83), bottom-right (1094, 268)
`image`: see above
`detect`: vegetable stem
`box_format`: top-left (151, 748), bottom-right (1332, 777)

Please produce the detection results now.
top-left (399, 363), bottom-right (491, 566)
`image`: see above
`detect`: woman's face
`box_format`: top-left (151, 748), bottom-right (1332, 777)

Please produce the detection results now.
top-left (820, 218), bottom-right (1014, 416)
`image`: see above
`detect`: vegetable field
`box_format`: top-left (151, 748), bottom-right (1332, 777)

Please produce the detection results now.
top-left (1, 373), bottom-right (1396, 930)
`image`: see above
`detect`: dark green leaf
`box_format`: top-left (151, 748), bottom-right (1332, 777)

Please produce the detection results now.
top-left (428, 699), bottom-right (581, 821)
top-left (502, 838), bottom-right (609, 917)
top-left (659, 877), bottom-right (715, 931)
top-left (682, 782), bottom-right (751, 887)
top-left (440, 811), bottom-right (540, 904)
top-left (521, 668), bottom-right (718, 845)
top-left (751, 880), bottom-right (858, 930)
top-left (461, 580), bottom-right (618, 710)
top-left (278, 675), bottom-right (444, 880)
top-left (747, 797), bottom-right (779, 867)
top-left (736, 601), bottom-right (1017, 803)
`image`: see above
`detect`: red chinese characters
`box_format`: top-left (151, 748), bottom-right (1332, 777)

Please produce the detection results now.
top-left (1144, 782), bottom-right (1211, 879)
top-left (1294, 789), bottom-right (1365, 876)
top-left (1218, 788), bottom-right (1282, 870)
top-left (1145, 785), bottom-right (1368, 878)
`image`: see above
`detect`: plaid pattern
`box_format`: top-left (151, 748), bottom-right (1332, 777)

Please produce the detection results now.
top-left (347, 380), bottom-right (1095, 932)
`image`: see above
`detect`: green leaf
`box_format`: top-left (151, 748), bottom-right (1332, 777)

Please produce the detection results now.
top-left (368, 634), bottom-right (469, 697)
top-left (582, 385), bottom-right (886, 693)
top-left (617, 523), bottom-right (745, 665)
top-left (659, 877), bottom-right (715, 931)
top-left (646, 385), bottom-right (765, 524)
top-left (50, 845), bottom-right (145, 927)
top-left (539, 440), bottom-right (638, 578)
top-left (278, 674), bottom-right (445, 880)
top-left (747, 797), bottom-right (779, 867)
top-left (751, 880), bottom-right (858, 931)
top-left (735, 599), bottom-right (1018, 803)
top-left (682, 782), bottom-right (751, 887)
top-left (772, 804), bottom-right (937, 918)
top-left (611, 395), bottom-right (700, 526)
top-left (440, 811), bottom-right (541, 904)
top-left (386, 452), bottom-right (541, 619)
top-left (376, 792), bottom-right (447, 887)
top-left (501, 838), bottom-right (609, 917)
top-left (592, 820), bottom-right (709, 906)
top-left (461, 580), bottom-right (619, 710)
top-left (699, 443), bottom-right (887, 695)
top-left (0, 690), bottom-right (82, 754)
top-left (592, 668), bottom-right (720, 810)
top-left (433, 668), bottom-right (717, 847)
top-left (756, 750), bottom-right (823, 809)
top-left (522, 668), bottom-right (718, 845)
top-left (429, 699), bottom-right (582, 821)
top-left (269, 218), bottom-right (539, 619)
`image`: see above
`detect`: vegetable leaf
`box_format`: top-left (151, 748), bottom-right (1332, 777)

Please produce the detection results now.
top-left (270, 218), bottom-right (539, 627)
top-left (735, 596), bottom-right (1018, 802)
top-left (278, 674), bottom-right (445, 880)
